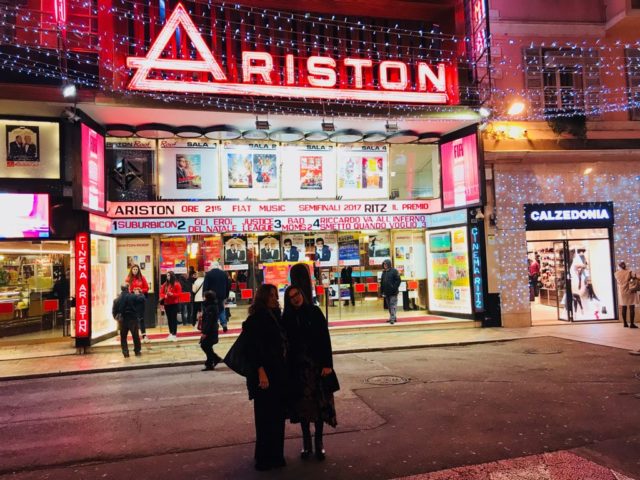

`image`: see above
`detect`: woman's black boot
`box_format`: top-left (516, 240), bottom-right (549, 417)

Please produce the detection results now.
top-left (301, 423), bottom-right (312, 459)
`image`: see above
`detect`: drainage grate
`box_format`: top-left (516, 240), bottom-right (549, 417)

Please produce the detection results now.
top-left (523, 348), bottom-right (563, 355)
top-left (365, 375), bottom-right (410, 385)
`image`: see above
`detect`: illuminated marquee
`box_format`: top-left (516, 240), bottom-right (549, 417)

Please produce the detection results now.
top-left (75, 232), bottom-right (91, 341)
top-left (127, 3), bottom-right (455, 104)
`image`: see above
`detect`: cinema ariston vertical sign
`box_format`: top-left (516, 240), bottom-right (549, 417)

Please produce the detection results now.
top-left (127, 3), bottom-right (458, 104)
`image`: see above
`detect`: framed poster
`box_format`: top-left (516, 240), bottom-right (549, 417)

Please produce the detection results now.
top-left (338, 233), bottom-right (360, 266)
top-left (393, 231), bottom-right (427, 279)
top-left (160, 237), bottom-right (187, 274)
top-left (202, 236), bottom-right (223, 271)
top-left (158, 140), bottom-right (219, 199)
top-left (0, 119), bottom-right (60, 179)
top-left (281, 234), bottom-right (305, 262)
top-left (306, 233), bottom-right (338, 267)
top-left (367, 231), bottom-right (391, 266)
top-left (81, 124), bottom-right (106, 212)
top-left (258, 234), bottom-right (281, 263)
top-left (223, 234), bottom-right (248, 270)
top-left (222, 142), bottom-right (279, 200)
top-left (337, 144), bottom-right (388, 199)
top-left (280, 144), bottom-right (336, 199)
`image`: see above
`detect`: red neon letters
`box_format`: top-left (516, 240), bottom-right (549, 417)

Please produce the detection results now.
top-left (75, 232), bottom-right (91, 339)
top-left (127, 3), bottom-right (453, 104)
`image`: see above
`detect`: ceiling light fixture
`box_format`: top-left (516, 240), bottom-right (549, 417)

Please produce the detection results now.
top-left (203, 125), bottom-right (242, 140)
top-left (269, 127), bottom-right (305, 142)
top-left (330, 129), bottom-right (363, 143)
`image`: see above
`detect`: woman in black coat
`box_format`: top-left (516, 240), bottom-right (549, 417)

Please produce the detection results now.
top-left (283, 285), bottom-right (338, 461)
top-left (243, 284), bottom-right (289, 471)
top-left (199, 290), bottom-right (221, 371)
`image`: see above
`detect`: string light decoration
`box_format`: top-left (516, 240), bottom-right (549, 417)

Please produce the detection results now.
top-left (492, 163), bottom-right (640, 316)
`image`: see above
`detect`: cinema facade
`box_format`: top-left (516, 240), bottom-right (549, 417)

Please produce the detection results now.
top-left (0, 0), bottom-right (497, 348)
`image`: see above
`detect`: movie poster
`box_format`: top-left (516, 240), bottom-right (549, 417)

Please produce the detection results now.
top-left (367, 231), bottom-right (391, 266)
top-left (160, 238), bottom-right (187, 274)
top-left (223, 234), bottom-right (248, 270)
top-left (202, 236), bottom-right (223, 271)
top-left (393, 231), bottom-right (427, 279)
top-left (337, 144), bottom-right (388, 199)
top-left (300, 156), bottom-right (323, 190)
top-left (227, 153), bottom-right (253, 188)
top-left (281, 234), bottom-right (305, 262)
top-left (305, 233), bottom-right (338, 267)
top-left (176, 153), bottom-right (201, 189)
top-left (280, 144), bottom-right (336, 199)
top-left (222, 143), bottom-right (279, 199)
top-left (338, 233), bottom-right (360, 266)
top-left (6, 124), bottom-right (39, 166)
top-left (258, 234), bottom-right (281, 263)
top-left (158, 140), bottom-right (218, 199)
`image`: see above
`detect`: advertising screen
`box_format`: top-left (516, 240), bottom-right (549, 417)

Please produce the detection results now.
top-left (429, 232), bottom-right (452, 253)
top-left (0, 193), bottom-right (49, 239)
top-left (440, 132), bottom-right (480, 210)
top-left (81, 124), bottom-right (105, 212)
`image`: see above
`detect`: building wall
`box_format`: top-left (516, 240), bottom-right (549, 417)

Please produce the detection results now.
top-left (490, 0), bottom-right (605, 23)
top-left (490, 160), bottom-right (640, 326)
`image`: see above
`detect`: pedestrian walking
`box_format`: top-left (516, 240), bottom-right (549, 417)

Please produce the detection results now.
top-left (199, 290), bottom-right (222, 371)
top-left (203, 261), bottom-right (231, 332)
top-left (178, 272), bottom-right (191, 325)
top-left (242, 284), bottom-right (288, 471)
top-left (112, 283), bottom-right (144, 358)
top-left (282, 285), bottom-right (338, 461)
top-left (191, 271), bottom-right (205, 326)
top-left (340, 266), bottom-right (355, 307)
top-left (380, 259), bottom-right (401, 324)
top-left (160, 271), bottom-right (182, 341)
top-left (615, 261), bottom-right (637, 328)
top-left (125, 264), bottom-right (149, 342)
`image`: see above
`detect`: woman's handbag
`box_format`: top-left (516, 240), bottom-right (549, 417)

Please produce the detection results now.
top-left (629, 276), bottom-right (640, 293)
top-left (321, 369), bottom-right (340, 393)
top-left (223, 330), bottom-right (252, 377)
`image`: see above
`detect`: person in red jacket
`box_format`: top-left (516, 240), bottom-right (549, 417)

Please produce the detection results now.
top-left (126, 265), bottom-right (150, 342)
top-left (160, 271), bottom-right (182, 341)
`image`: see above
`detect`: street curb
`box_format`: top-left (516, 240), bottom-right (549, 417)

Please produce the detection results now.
top-left (0, 337), bottom-right (524, 382)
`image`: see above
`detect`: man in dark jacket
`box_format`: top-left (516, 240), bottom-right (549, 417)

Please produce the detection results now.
top-left (380, 259), bottom-right (401, 324)
top-left (202, 261), bottom-right (231, 332)
top-left (200, 290), bottom-right (222, 371)
top-left (112, 283), bottom-right (145, 357)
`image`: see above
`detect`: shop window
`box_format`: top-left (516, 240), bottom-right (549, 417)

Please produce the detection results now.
top-left (389, 145), bottom-right (439, 199)
top-left (625, 48), bottom-right (640, 121)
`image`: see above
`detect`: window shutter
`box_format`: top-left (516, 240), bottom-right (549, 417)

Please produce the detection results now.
top-left (582, 48), bottom-right (601, 118)
top-left (523, 47), bottom-right (543, 113)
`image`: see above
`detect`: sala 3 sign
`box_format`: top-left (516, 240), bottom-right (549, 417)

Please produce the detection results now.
top-left (127, 3), bottom-right (456, 104)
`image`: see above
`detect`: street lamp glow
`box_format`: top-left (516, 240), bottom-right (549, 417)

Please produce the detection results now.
top-left (507, 101), bottom-right (525, 116)
top-left (479, 107), bottom-right (491, 118)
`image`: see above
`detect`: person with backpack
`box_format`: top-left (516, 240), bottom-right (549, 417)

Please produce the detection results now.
top-left (112, 283), bottom-right (145, 358)
top-left (199, 290), bottom-right (222, 371)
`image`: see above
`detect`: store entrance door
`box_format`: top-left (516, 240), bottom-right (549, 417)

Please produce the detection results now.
top-left (527, 230), bottom-right (616, 323)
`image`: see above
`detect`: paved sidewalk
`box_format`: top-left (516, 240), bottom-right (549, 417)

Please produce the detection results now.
top-left (0, 321), bottom-right (638, 381)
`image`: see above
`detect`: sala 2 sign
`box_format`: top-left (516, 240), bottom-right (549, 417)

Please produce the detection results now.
top-left (127, 3), bottom-right (456, 104)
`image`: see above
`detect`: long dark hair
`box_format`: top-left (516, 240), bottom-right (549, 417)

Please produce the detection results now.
top-left (165, 271), bottom-right (176, 285)
top-left (289, 263), bottom-right (313, 304)
top-left (249, 284), bottom-right (278, 316)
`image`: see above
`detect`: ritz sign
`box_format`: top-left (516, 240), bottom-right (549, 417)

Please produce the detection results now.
top-left (127, 3), bottom-right (455, 104)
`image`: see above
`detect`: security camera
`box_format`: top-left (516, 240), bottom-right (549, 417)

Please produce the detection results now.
top-left (62, 107), bottom-right (80, 123)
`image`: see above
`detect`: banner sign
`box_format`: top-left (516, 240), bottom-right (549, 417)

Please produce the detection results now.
top-left (524, 202), bottom-right (614, 231)
top-left (469, 224), bottom-right (485, 312)
top-left (74, 232), bottom-right (91, 340)
top-left (440, 132), bottom-right (480, 210)
top-left (107, 199), bottom-right (439, 218)
top-left (110, 215), bottom-right (428, 235)
top-left (126, 4), bottom-right (456, 105)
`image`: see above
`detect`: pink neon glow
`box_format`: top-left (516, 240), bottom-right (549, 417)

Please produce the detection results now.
top-left (0, 194), bottom-right (49, 239)
top-left (81, 124), bottom-right (105, 212)
top-left (54, 0), bottom-right (67, 25)
top-left (440, 133), bottom-right (480, 210)
top-left (127, 3), bottom-right (453, 104)
top-left (307, 56), bottom-right (337, 88)
top-left (242, 51), bottom-right (274, 84)
top-left (75, 232), bottom-right (90, 338)
top-left (344, 58), bottom-right (372, 89)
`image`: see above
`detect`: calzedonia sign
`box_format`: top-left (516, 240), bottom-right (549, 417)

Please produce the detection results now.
top-left (524, 202), bottom-right (614, 231)
top-left (127, 3), bottom-right (456, 104)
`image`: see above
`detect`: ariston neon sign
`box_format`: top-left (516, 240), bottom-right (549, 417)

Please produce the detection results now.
top-left (127, 4), bottom-right (455, 104)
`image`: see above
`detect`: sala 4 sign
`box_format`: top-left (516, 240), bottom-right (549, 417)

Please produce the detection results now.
top-left (127, 3), bottom-right (457, 104)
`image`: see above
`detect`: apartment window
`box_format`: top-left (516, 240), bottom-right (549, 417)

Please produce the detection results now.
top-left (625, 48), bottom-right (640, 120)
top-left (524, 48), bottom-right (601, 116)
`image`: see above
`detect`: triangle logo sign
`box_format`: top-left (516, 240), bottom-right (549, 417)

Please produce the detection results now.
top-left (127, 3), bottom-right (227, 91)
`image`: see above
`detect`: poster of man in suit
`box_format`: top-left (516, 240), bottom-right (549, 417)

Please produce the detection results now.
top-left (259, 234), bottom-right (280, 263)
top-left (223, 234), bottom-right (248, 269)
top-left (282, 235), bottom-right (304, 262)
top-left (7, 125), bottom-right (39, 166)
